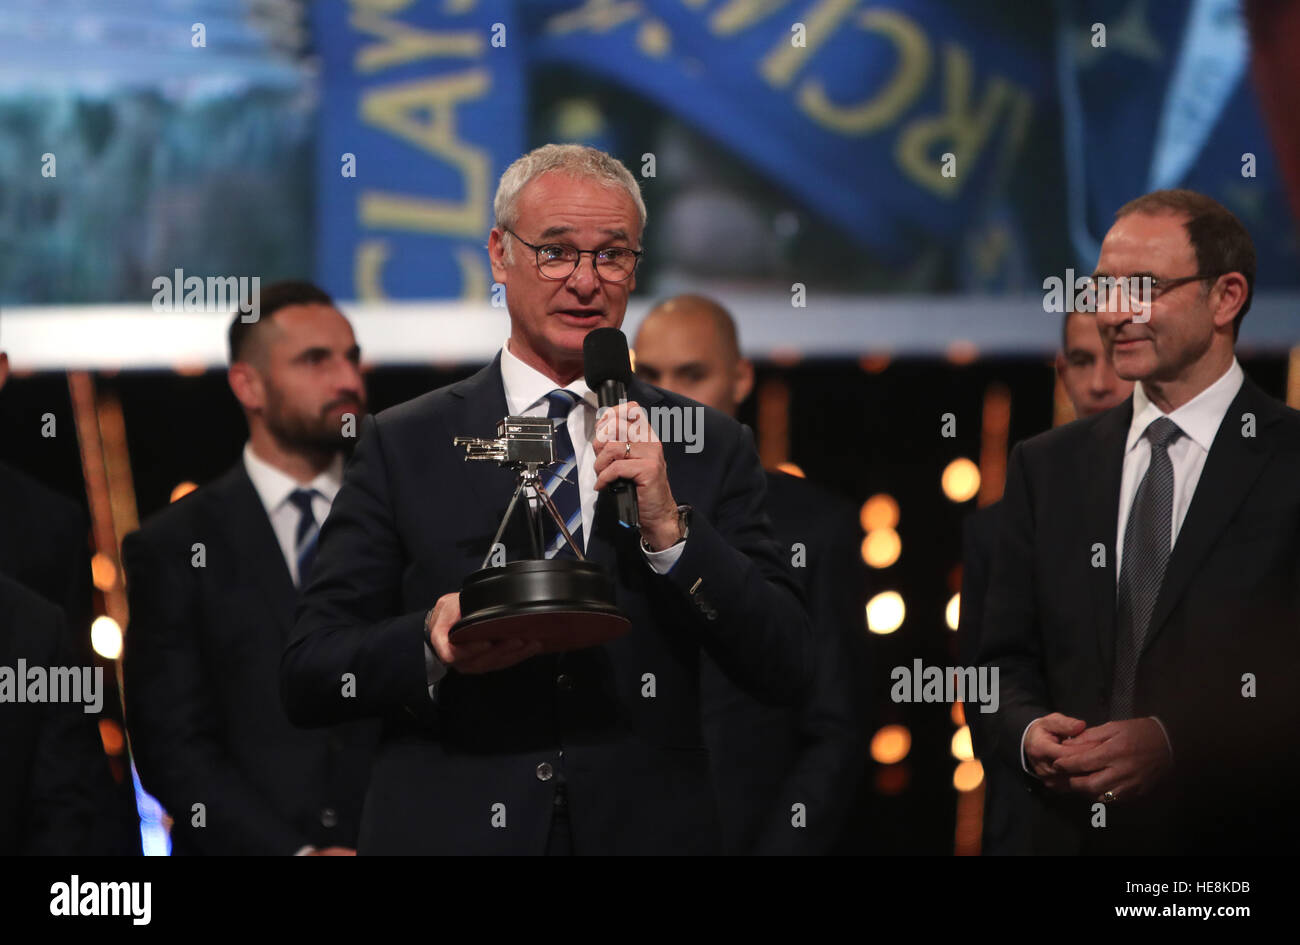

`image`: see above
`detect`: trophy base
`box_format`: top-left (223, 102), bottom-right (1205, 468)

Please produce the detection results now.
top-left (451, 559), bottom-right (631, 653)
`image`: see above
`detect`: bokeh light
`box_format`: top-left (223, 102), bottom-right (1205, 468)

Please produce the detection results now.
top-left (941, 458), bottom-right (980, 503)
top-left (866, 591), bottom-right (905, 634)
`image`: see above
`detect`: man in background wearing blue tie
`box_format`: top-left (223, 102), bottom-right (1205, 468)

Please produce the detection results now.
top-left (282, 144), bottom-right (815, 855)
top-left (123, 281), bottom-right (377, 855)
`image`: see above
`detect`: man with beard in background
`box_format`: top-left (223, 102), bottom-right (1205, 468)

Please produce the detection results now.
top-left (123, 281), bottom-right (377, 855)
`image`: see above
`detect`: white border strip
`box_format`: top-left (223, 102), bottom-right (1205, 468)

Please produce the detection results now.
top-left (2, 293), bottom-right (1297, 370)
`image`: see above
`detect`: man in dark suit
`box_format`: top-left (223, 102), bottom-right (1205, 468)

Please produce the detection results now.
top-left (0, 573), bottom-right (120, 854)
top-left (958, 309), bottom-right (1131, 855)
top-left (123, 281), bottom-right (377, 855)
top-left (1, 349), bottom-right (142, 855)
top-left (281, 144), bottom-right (815, 855)
top-left (979, 189), bottom-right (1300, 854)
top-left (633, 294), bottom-right (869, 854)
top-left (0, 350), bottom-right (93, 655)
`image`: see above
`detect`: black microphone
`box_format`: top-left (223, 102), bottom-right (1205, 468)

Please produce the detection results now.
top-left (583, 327), bottom-right (639, 528)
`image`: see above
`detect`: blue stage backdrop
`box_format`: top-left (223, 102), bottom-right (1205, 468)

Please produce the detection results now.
top-left (310, 0), bottom-right (1297, 301)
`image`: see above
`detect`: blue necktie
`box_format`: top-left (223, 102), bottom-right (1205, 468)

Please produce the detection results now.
top-left (542, 390), bottom-right (583, 558)
top-left (287, 488), bottom-right (319, 587)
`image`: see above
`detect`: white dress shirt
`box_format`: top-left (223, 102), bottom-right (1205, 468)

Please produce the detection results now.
top-left (242, 443), bottom-right (344, 586)
top-left (1021, 358), bottom-right (1243, 772)
top-left (1114, 357), bottom-right (1244, 580)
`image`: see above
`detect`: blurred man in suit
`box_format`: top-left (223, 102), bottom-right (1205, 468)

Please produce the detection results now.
top-left (0, 349), bottom-right (141, 854)
top-left (0, 574), bottom-right (122, 854)
top-left (282, 144), bottom-right (815, 855)
top-left (123, 281), bottom-right (377, 855)
top-left (633, 294), bottom-right (869, 854)
top-left (0, 350), bottom-right (93, 660)
top-left (979, 189), bottom-right (1300, 853)
top-left (958, 310), bottom-right (1132, 854)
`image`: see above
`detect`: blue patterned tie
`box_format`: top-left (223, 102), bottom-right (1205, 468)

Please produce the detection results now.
top-left (287, 488), bottom-right (319, 587)
top-left (1110, 416), bottom-right (1183, 719)
top-left (542, 390), bottom-right (583, 558)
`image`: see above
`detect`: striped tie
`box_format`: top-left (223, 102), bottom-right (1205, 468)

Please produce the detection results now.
top-left (287, 488), bottom-right (319, 588)
top-left (1110, 416), bottom-right (1183, 719)
top-left (542, 390), bottom-right (583, 558)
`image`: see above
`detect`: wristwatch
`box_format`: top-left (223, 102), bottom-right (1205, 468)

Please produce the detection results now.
top-left (641, 504), bottom-right (692, 553)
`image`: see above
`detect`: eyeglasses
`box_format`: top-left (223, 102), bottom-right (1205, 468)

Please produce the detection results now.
top-left (1084, 272), bottom-right (1221, 308)
top-left (505, 227), bottom-right (643, 283)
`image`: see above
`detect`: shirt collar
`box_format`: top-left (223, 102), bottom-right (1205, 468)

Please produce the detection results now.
top-left (242, 442), bottom-right (344, 516)
top-left (499, 339), bottom-right (597, 415)
top-left (1126, 357), bottom-right (1244, 454)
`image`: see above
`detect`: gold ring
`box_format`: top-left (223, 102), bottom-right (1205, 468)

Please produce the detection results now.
top-left (1101, 791), bottom-right (1117, 803)
top-left (624, 442), bottom-right (632, 458)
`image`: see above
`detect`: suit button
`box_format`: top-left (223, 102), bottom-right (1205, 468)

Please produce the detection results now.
top-left (556, 673), bottom-right (573, 691)
top-left (536, 762), bottom-right (554, 782)
top-left (320, 808), bottom-right (338, 828)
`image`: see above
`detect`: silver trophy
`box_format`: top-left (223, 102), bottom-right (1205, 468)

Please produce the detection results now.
top-left (450, 416), bottom-right (630, 651)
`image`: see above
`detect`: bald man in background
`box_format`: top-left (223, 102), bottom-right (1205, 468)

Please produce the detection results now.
top-left (634, 295), bottom-right (870, 855)
top-left (958, 309), bottom-right (1132, 854)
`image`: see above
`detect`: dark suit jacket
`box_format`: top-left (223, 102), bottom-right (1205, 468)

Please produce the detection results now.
top-left (122, 463), bottom-right (377, 855)
top-left (0, 460), bottom-right (141, 855)
top-left (0, 461), bottom-right (92, 652)
top-left (979, 375), bottom-right (1300, 854)
top-left (958, 501), bottom-right (1031, 855)
top-left (700, 470), bottom-right (868, 854)
top-left (0, 573), bottom-right (119, 854)
top-left (281, 355), bottom-right (816, 855)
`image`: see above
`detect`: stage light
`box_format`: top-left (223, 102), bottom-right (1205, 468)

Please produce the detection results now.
top-left (945, 592), bottom-right (961, 630)
top-left (946, 340), bottom-right (979, 365)
top-left (776, 461), bottom-right (805, 479)
top-left (871, 724), bottom-right (911, 765)
top-left (953, 759), bottom-right (984, 792)
top-left (866, 591), bottom-right (905, 634)
top-left (861, 527), bottom-right (901, 568)
top-left (858, 354), bottom-right (891, 373)
top-left (942, 458), bottom-right (980, 503)
top-left (91, 553), bottom-right (118, 592)
top-left (951, 725), bottom-right (974, 761)
top-left (860, 493), bottom-right (899, 532)
top-left (170, 481), bottom-right (198, 503)
top-left (99, 719), bottom-right (125, 756)
top-left (91, 616), bottom-right (123, 660)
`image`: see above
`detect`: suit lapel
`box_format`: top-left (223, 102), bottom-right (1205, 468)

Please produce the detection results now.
top-left (447, 353), bottom-right (521, 549)
top-left (1142, 377), bottom-right (1278, 653)
top-left (1088, 400), bottom-right (1132, 676)
top-left (207, 464), bottom-right (297, 638)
